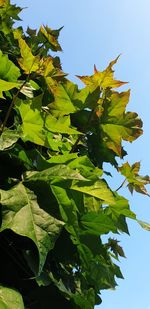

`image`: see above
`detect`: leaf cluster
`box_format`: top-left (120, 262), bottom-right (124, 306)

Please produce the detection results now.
top-left (0, 1), bottom-right (149, 308)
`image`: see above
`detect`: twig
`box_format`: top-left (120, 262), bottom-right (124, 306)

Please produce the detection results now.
top-left (116, 178), bottom-right (126, 191)
top-left (0, 79), bottom-right (29, 135)
top-left (70, 135), bottom-right (82, 153)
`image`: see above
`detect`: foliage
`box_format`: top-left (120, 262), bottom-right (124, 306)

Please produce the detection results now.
top-left (0, 1), bottom-right (149, 308)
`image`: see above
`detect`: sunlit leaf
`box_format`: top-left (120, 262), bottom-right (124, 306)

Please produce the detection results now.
top-left (0, 0), bottom-right (6, 7)
top-left (0, 286), bottom-right (24, 309)
top-left (119, 162), bottom-right (150, 196)
top-left (0, 79), bottom-right (19, 98)
top-left (77, 56), bottom-right (127, 89)
top-left (48, 81), bottom-right (79, 116)
top-left (71, 179), bottom-right (115, 204)
top-left (39, 25), bottom-right (62, 52)
top-left (45, 114), bottom-right (81, 135)
top-left (100, 90), bottom-right (143, 156)
top-left (18, 38), bottom-right (39, 74)
top-left (0, 50), bottom-right (20, 81)
top-left (138, 220), bottom-right (150, 231)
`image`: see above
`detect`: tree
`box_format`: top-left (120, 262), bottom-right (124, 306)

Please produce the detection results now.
top-left (0, 1), bottom-right (149, 308)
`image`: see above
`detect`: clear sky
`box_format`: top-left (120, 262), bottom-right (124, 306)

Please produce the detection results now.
top-left (12, 1), bottom-right (150, 308)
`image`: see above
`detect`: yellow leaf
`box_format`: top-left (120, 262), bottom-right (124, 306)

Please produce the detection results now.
top-left (0, 0), bottom-right (6, 7)
top-left (77, 56), bottom-right (128, 89)
top-left (18, 38), bottom-right (39, 74)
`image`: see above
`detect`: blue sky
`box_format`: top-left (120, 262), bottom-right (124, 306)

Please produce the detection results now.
top-left (13, 1), bottom-right (150, 308)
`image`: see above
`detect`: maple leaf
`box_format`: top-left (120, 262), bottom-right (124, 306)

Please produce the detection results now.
top-left (119, 161), bottom-right (150, 196)
top-left (99, 90), bottom-right (143, 157)
top-left (77, 56), bottom-right (128, 89)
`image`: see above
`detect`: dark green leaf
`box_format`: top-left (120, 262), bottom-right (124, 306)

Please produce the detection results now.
top-left (0, 183), bottom-right (64, 274)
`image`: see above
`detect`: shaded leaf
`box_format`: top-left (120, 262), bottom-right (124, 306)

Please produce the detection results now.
top-left (106, 238), bottom-right (126, 258)
top-left (80, 212), bottom-right (117, 235)
top-left (0, 183), bottom-right (64, 274)
top-left (0, 129), bottom-right (19, 150)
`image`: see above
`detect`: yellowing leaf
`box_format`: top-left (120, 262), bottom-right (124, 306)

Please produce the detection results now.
top-left (48, 82), bottom-right (79, 116)
top-left (0, 0), bottom-right (6, 7)
top-left (138, 220), bottom-right (150, 231)
top-left (119, 161), bottom-right (150, 196)
top-left (39, 25), bottom-right (62, 52)
top-left (37, 56), bottom-right (54, 76)
top-left (18, 38), bottom-right (39, 74)
top-left (77, 56), bottom-right (128, 89)
top-left (100, 91), bottom-right (143, 156)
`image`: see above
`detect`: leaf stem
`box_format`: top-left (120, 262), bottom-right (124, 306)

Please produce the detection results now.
top-left (0, 79), bottom-right (28, 135)
top-left (116, 178), bottom-right (127, 191)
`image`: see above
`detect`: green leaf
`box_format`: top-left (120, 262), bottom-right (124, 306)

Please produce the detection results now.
top-left (119, 161), bottom-right (150, 196)
top-left (0, 129), bottom-right (19, 150)
top-left (80, 212), bottom-right (117, 235)
top-left (0, 183), bottom-right (64, 274)
top-left (16, 95), bottom-right (81, 147)
top-left (48, 81), bottom-right (79, 117)
top-left (0, 286), bottom-right (24, 309)
top-left (16, 96), bottom-right (47, 146)
top-left (68, 155), bottom-right (103, 180)
top-left (0, 79), bottom-right (19, 98)
top-left (45, 114), bottom-right (81, 135)
top-left (0, 50), bottom-right (20, 81)
top-left (71, 179), bottom-right (115, 204)
top-left (106, 238), bottom-right (126, 258)
top-left (100, 90), bottom-right (143, 156)
top-left (108, 192), bottom-right (136, 219)
top-left (24, 164), bottom-right (85, 182)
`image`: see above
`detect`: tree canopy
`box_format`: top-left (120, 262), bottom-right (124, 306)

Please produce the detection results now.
top-left (0, 1), bottom-right (149, 308)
